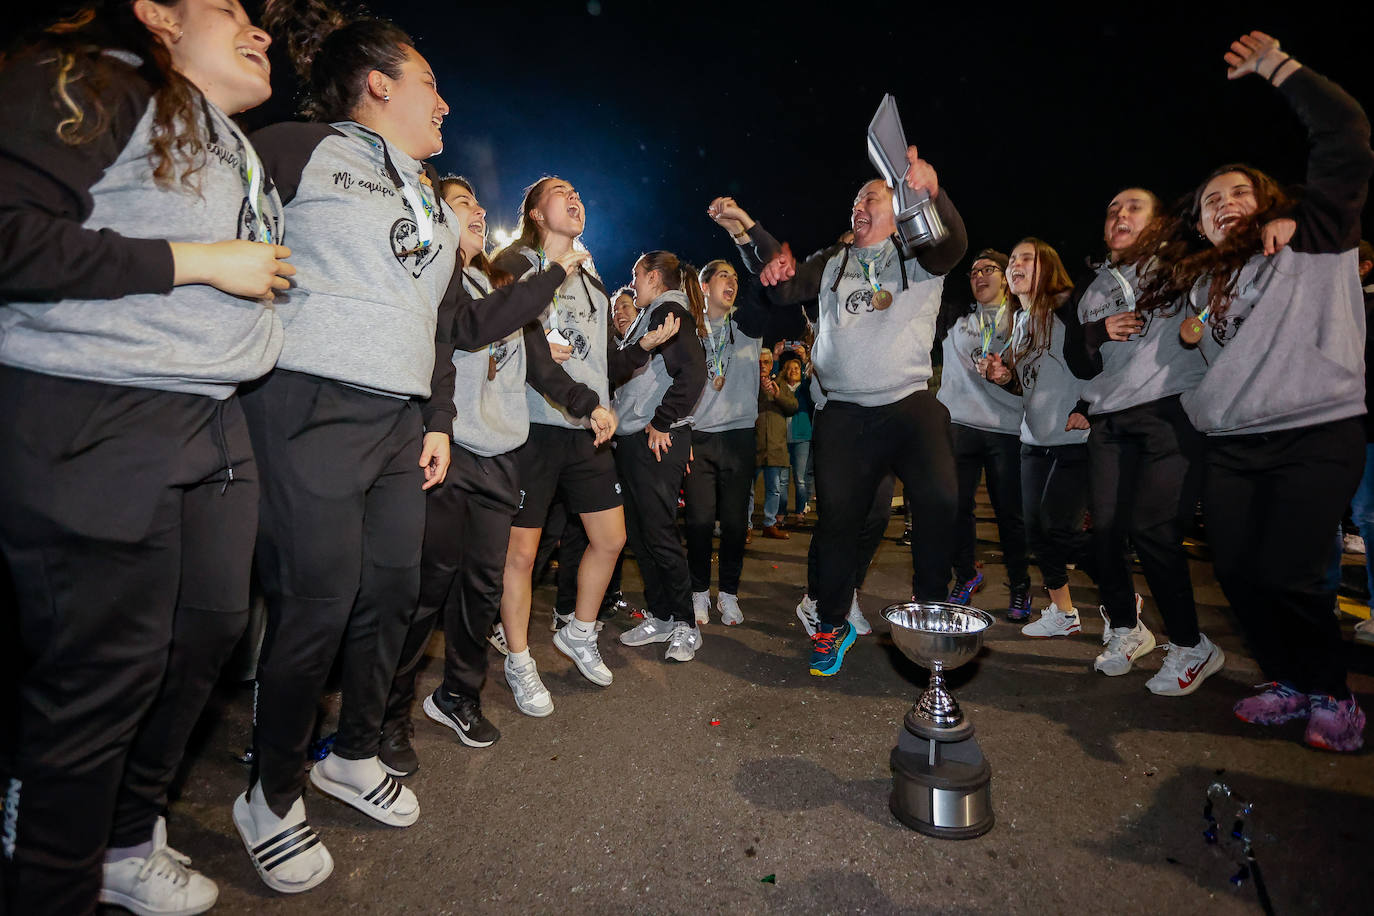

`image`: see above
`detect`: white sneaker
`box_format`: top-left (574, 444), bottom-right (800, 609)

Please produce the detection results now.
top-left (718, 592), bottom-right (744, 626)
top-left (487, 622), bottom-right (509, 656)
top-left (1355, 618), bottom-right (1374, 646)
top-left (847, 591), bottom-right (872, 636)
top-left (1094, 608), bottom-right (1157, 676)
top-left (692, 590), bottom-right (711, 625)
top-left (795, 594), bottom-right (820, 637)
top-left (620, 614), bottom-right (677, 646)
top-left (1344, 533), bottom-right (1366, 555)
top-left (664, 622), bottom-right (702, 662)
top-left (504, 654), bottom-right (554, 716)
top-left (553, 623), bottom-right (613, 686)
top-left (1020, 603), bottom-right (1080, 638)
top-left (1146, 634), bottom-right (1224, 696)
top-left (101, 816), bottom-right (218, 916)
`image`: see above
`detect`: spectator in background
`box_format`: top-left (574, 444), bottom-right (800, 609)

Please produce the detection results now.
top-left (755, 348), bottom-right (797, 539)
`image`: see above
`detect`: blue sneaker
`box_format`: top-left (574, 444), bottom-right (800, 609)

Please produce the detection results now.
top-left (1007, 587), bottom-right (1032, 622)
top-left (809, 621), bottom-right (856, 676)
top-left (948, 570), bottom-right (984, 605)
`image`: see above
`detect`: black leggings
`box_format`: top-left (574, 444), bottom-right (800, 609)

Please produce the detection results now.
top-left (1089, 396), bottom-right (1204, 642)
top-left (1205, 418), bottom-right (1363, 697)
top-left (1020, 443), bottom-right (1090, 592)
top-left (684, 427), bottom-right (755, 594)
top-left (0, 368), bottom-right (256, 915)
top-left (811, 391), bottom-right (957, 626)
top-left (242, 370), bottom-right (425, 817)
top-left (615, 430), bottom-right (693, 623)
top-left (951, 424), bottom-right (1029, 589)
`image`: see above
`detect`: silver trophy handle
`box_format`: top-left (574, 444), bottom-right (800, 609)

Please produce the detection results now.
top-left (867, 94), bottom-right (948, 257)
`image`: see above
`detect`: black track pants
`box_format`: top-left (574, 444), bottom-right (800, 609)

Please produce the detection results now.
top-left (241, 370), bottom-right (424, 817)
top-left (951, 424), bottom-right (1029, 590)
top-left (0, 367), bottom-right (255, 916)
top-left (1021, 443), bottom-right (1090, 592)
top-left (615, 431), bottom-right (692, 622)
top-left (1089, 396), bottom-right (1204, 641)
top-left (684, 427), bottom-right (755, 594)
top-left (1204, 418), bottom-right (1363, 697)
top-left (811, 391), bottom-right (957, 626)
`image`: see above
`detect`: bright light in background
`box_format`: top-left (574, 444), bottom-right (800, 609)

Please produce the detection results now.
top-left (491, 227), bottom-right (514, 247)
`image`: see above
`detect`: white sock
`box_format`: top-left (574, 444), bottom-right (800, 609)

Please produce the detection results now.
top-left (508, 648), bottom-right (532, 666)
top-left (568, 618), bottom-right (595, 638)
top-left (317, 751), bottom-right (386, 791)
top-left (105, 838), bottom-right (153, 864)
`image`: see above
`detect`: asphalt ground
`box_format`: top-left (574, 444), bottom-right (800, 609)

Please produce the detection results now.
top-left (121, 490), bottom-right (1374, 915)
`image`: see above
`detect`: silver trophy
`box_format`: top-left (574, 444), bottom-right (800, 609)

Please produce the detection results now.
top-left (884, 602), bottom-right (995, 839)
top-left (867, 94), bottom-right (947, 257)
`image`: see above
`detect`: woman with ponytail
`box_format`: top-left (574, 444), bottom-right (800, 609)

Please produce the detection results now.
top-left (229, 0), bottom-right (480, 893)
top-left (0, 2), bottom-right (289, 912)
top-left (1138, 32), bottom-right (1370, 752)
top-left (616, 251), bottom-right (710, 661)
top-left (980, 239), bottom-right (1096, 641)
top-left (490, 177), bottom-right (656, 715)
top-left (378, 177), bottom-right (620, 773)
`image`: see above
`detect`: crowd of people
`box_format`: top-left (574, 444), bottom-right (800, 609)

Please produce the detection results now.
top-left (0, 1), bottom-right (1370, 914)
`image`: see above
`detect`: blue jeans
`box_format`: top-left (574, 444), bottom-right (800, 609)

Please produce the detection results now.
top-left (752, 465), bottom-right (789, 527)
top-left (785, 440), bottom-right (811, 515)
top-left (1349, 442), bottom-right (1374, 599)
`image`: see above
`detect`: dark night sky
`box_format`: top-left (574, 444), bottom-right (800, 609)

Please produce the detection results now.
top-left (308, 0), bottom-right (1368, 292)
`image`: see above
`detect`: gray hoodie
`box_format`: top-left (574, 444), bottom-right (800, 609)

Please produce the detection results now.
top-left (1011, 311), bottom-right (1088, 447)
top-left (0, 53), bottom-right (283, 398)
top-left (1069, 262), bottom-right (1206, 415)
top-left (249, 120), bottom-right (457, 399)
top-left (613, 290), bottom-right (707, 435)
top-left (938, 302), bottom-right (1022, 434)
top-left (690, 297), bottom-right (768, 433)
top-left (496, 246), bottom-right (611, 429)
top-left (447, 270), bottom-right (530, 456)
top-left (1180, 68), bottom-right (1371, 436)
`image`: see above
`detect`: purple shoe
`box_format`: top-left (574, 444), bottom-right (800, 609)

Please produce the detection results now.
top-left (1233, 682), bottom-right (1309, 725)
top-left (949, 570), bottom-right (984, 606)
top-left (1305, 694), bottom-right (1366, 753)
top-left (1007, 587), bottom-right (1032, 622)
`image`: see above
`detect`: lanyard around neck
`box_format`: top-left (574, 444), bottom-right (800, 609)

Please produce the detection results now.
top-left (335, 122), bottom-right (434, 254)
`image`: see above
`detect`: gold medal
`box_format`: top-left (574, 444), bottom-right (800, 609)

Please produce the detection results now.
top-left (713, 375), bottom-right (726, 391)
top-left (1179, 316), bottom-right (1204, 346)
top-left (487, 354), bottom-right (498, 380)
top-left (873, 289), bottom-right (893, 310)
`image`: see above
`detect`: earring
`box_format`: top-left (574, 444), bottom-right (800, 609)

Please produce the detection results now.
top-left (173, 26), bottom-right (183, 43)
top-left (382, 93), bottom-right (390, 102)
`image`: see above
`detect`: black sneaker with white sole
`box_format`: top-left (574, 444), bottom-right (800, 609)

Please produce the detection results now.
top-left (378, 716), bottom-right (418, 777)
top-left (422, 689), bottom-right (500, 748)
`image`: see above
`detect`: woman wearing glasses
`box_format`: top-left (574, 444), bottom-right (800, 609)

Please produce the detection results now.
top-left (937, 249), bottom-right (1031, 619)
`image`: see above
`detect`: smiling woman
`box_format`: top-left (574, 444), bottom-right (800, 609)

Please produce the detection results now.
top-left (229, 0), bottom-right (462, 895)
top-left (0, 2), bottom-right (290, 913)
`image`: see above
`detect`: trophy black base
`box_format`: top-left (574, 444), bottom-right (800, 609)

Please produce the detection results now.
top-left (889, 729), bottom-right (993, 840)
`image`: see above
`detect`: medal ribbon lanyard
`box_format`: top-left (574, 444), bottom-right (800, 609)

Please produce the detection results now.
top-left (855, 252), bottom-right (885, 299)
top-left (203, 97), bottom-right (275, 243)
top-left (335, 122), bottom-right (435, 255)
top-left (702, 311), bottom-right (733, 380)
top-left (1105, 265), bottom-right (1138, 313)
top-left (977, 301), bottom-right (1008, 354)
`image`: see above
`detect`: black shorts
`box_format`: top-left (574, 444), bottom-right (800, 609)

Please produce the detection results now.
top-left (512, 423), bottom-right (622, 527)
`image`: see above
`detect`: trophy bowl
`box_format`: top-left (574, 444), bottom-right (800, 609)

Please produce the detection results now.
top-left (884, 602), bottom-right (994, 741)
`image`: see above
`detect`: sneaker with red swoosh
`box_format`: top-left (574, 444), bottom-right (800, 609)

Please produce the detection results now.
top-left (1146, 634), bottom-right (1224, 696)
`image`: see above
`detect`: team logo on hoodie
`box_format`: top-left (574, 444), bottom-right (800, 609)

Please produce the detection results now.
top-left (562, 327), bottom-right (591, 361)
top-left (491, 340), bottom-right (517, 374)
top-left (844, 287), bottom-right (874, 315)
top-left (1211, 314), bottom-right (1245, 347)
top-left (390, 218), bottom-right (442, 278)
